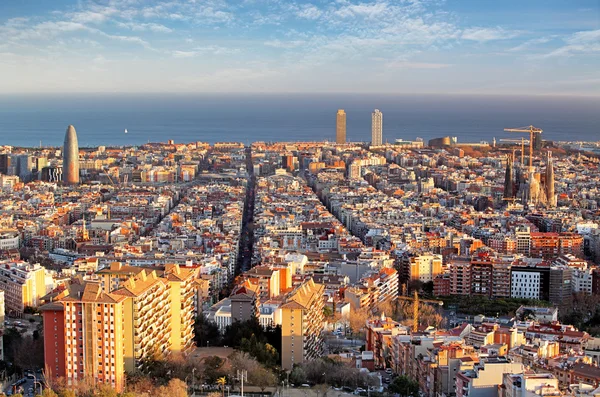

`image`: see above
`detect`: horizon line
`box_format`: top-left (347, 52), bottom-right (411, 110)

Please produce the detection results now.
top-left (0, 92), bottom-right (599, 99)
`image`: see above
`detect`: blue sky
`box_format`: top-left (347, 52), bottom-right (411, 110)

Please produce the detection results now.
top-left (0, 0), bottom-right (598, 95)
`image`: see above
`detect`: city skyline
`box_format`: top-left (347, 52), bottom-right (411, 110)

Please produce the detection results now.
top-left (0, 0), bottom-right (598, 95)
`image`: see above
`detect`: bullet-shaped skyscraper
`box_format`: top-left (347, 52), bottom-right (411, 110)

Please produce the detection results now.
top-left (336, 109), bottom-right (346, 144)
top-left (63, 125), bottom-right (80, 184)
top-left (371, 109), bottom-right (382, 146)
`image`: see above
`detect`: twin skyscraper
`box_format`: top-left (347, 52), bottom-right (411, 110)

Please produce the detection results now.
top-left (335, 109), bottom-right (383, 145)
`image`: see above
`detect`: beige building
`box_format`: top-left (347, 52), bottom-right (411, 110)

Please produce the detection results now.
top-left (162, 264), bottom-right (196, 354)
top-left (280, 278), bottom-right (325, 370)
top-left (112, 270), bottom-right (173, 371)
top-left (0, 261), bottom-right (48, 315)
top-left (410, 254), bottom-right (443, 282)
top-left (371, 109), bottom-right (383, 146)
top-left (336, 109), bottom-right (346, 144)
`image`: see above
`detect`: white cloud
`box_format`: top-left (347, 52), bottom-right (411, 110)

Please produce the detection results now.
top-left (541, 29), bottom-right (600, 58)
top-left (462, 27), bottom-right (521, 42)
top-left (264, 39), bottom-right (306, 48)
top-left (335, 2), bottom-right (389, 18)
top-left (116, 22), bottom-right (173, 33)
top-left (507, 37), bottom-right (552, 52)
top-left (172, 50), bottom-right (198, 58)
top-left (296, 5), bottom-right (322, 20)
top-left (384, 60), bottom-right (451, 69)
top-left (172, 45), bottom-right (239, 57)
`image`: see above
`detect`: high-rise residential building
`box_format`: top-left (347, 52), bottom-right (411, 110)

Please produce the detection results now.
top-left (41, 283), bottom-right (127, 392)
top-left (336, 109), bottom-right (346, 144)
top-left (0, 261), bottom-right (48, 315)
top-left (63, 124), bottom-right (80, 185)
top-left (371, 109), bottom-right (383, 146)
top-left (280, 278), bottom-right (324, 370)
top-left (42, 265), bottom-right (196, 391)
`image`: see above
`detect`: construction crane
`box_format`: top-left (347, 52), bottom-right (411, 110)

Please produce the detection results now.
top-left (413, 291), bottom-right (419, 332)
top-left (393, 288), bottom-right (443, 333)
top-left (504, 125), bottom-right (543, 170)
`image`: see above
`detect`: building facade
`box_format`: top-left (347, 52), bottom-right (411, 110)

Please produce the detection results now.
top-left (280, 278), bottom-right (324, 370)
top-left (371, 109), bottom-right (383, 146)
top-left (336, 110), bottom-right (346, 144)
top-left (0, 261), bottom-right (48, 315)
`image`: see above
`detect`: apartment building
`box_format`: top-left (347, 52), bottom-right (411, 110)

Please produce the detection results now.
top-left (280, 278), bottom-right (324, 370)
top-left (470, 254), bottom-right (511, 298)
top-left (530, 232), bottom-right (584, 259)
top-left (510, 264), bottom-right (550, 300)
top-left (447, 257), bottom-right (471, 295)
top-left (410, 254), bottom-right (443, 282)
top-left (365, 314), bottom-right (407, 368)
top-left (0, 261), bottom-right (48, 315)
top-left (96, 262), bottom-right (196, 354)
top-left (162, 264), bottom-right (196, 353)
top-left (41, 283), bottom-right (127, 392)
top-left (112, 270), bottom-right (172, 371)
top-left (500, 373), bottom-right (561, 397)
top-left (456, 357), bottom-right (524, 397)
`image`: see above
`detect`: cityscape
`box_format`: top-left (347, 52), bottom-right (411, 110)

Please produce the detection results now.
top-left (0, 112), bottom-right (599, 397)
top-left (1, 0), bottom-right (600, 397)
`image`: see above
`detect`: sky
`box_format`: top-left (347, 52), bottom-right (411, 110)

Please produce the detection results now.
top-left (0, 0), bottom-right (598, 95)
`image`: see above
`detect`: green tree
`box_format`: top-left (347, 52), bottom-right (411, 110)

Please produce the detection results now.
top-left (194, 315), bottom-right (222, 347)
top-left (388, 376), bottom-right (419, 397)
top-left (204, 356), bottom-right (226, 383)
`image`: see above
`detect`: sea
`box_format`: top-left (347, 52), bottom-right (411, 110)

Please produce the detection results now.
top-left (0, 94), bottom-right (598, 148)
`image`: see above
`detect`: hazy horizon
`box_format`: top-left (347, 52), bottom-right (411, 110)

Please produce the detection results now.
top-left (0, 93), bottom-right (598, 148)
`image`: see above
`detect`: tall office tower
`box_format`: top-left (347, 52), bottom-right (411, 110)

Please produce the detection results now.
top-left (336, 109), bottom-right (346, 144)
top-left (546, 152), bottom-right (556, 207)
top-left (371, 109), bottom-right (383, 146)
top-left (63, 125), bottom-right (80, 184)
top-left (533, 131), bottom-right (543, 151)
top-left (0, 154), bottom-right (10, 175)
top-left (503, 154), bottom-right (514, 199)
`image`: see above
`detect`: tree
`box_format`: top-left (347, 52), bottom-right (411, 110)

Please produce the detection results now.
top-left (289, 366), bottom-right (307, 385)
top-left (204, 356), bottom-right (226, 384)
top-left (348, 308), bottom-right (370, 338)
top-left (388, 376), bottom-right (419, 397)
top-left (158, 378), bottom-right (188, 397)
top-left (251, 366), bottom-right (276, 392)
top-left (194, 315), bottom-right (222, 348)
top-left (422, 281), bottom-right (434, 296)
top-left (217, 376), bottom-right (227, 397)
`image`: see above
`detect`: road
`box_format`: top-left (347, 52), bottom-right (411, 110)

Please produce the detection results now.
top-left (236, 146), bottom-right (256, 275)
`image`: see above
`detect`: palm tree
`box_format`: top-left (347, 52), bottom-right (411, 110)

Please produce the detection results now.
top-left (217, 376), bottom-right (227, 397)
